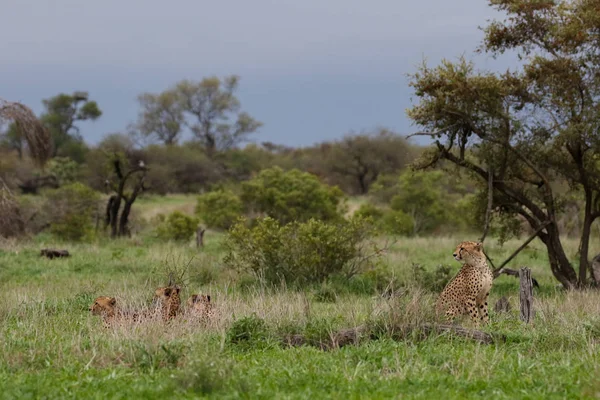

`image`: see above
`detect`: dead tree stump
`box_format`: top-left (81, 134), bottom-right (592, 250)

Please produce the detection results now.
top-left (519, 267), bottom-right (534, 323)
top-left (196, 227), bottom-right (206, 248)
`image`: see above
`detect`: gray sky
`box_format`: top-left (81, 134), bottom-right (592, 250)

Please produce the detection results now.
top-left (0, 0), bottom-right (512, 147)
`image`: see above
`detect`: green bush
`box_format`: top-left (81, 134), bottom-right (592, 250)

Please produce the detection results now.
top-left (226, 315), bottom-right (271, 350)
top-left (354, 203), bottom-right (413, 236)
top-left (408, 263), bottom-right (454, 292)
top-left (44, 183), bottom-right (100, 241)
top-left (196, 190), bottom-right (244, 230)
top-left (240, 166), bottom-right (345, 224)
top-left (156, 211), bottom-right (199, 241)
top-left (46, 157), bottom-right (79, 185)
top-left (224, 216), bottom-right (380, 286)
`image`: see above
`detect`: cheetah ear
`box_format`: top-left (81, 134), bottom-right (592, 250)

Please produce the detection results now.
top-left (164, 288), bottom-right (172, 297)
top-left (174, 286), bottom-right (181, 294)
top-left (109, 298), bottom-right (116, 306)
top-left (475, 242), bottom-right (483, 250)
top-left (191, 294), bottom-right (198, 303)
top-left (206, 295), bottom-right (211, 303)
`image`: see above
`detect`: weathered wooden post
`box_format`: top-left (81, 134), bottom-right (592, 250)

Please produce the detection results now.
top-left (519, 267), bottom-right (534, 323)
top-left (196, 227), bottom-right (206, 248)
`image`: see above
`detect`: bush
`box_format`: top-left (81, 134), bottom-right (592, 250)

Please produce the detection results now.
top-left (380, 210), bottom-right (414, 236)
top-left (196, 190), bottom-right (244, 230)
top-left (156, 211), bottom-right (199, 241)
top-left (354, 203), bottom-right (413, 236)
top-left (226, 315), bottom-right (271, 350)
top-left (44, 183), bottom-right (101, 241)
top-left (240, 167), bottom-right (345, 224)
top-left (224, 216), bottom-right (380, 286)
top-left (408, 263), bottom-right (454, 292)
top-left (46, 157), bottom-right (79, 185)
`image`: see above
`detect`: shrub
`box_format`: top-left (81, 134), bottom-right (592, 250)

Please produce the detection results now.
top-left (224, 216), bottom-right (380, 286)
top-left (196, 189), bottom-right (244, 230)
top-left (44, 183), bottom-right (101, 241)
top-left (408, 263), bottom-right (454, 292)
top-left (46, 157), bottom-right (79, 185)
top-left (354, 203), bottom-right (413, 236)
top-left (240, 166), bottom-right (345, 224)
top-left (156, 211), bottom-right (199, 241)
top-left (226, 315), bottom-right (271, 350)
top-left (379, 210), bottom-right (414, 236)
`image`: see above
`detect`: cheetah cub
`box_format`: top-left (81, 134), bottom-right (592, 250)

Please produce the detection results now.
top-left (89, 296), bottom-right (143, 327)
top-left (186, 294), bottom-right (216, 321)
top-left (436, 241), bottom-right (493, 325)
top-left (154, 285), bottom-right (182, 321)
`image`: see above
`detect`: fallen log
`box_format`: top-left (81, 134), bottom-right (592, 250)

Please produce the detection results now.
top-left (283, 323), bottom-right (503, 350)
top-left (40, 249), bottom-right (70, 259)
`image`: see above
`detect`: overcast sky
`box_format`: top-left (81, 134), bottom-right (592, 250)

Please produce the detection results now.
top-left (0, 0), bottom-right (513, 147)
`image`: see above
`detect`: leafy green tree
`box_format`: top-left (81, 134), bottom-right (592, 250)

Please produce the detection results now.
top-left (136, 90), bottom-right (184, 145)
top-left (241, 167), bottom-right (344, 224)
top-left (40, 91), bottom-right (101, 159)
top-left (407, 0), bottom-right (600, 288)
top-left (324, 129), bottom-right (412, 194)
top-left (175, 76), bottom-right (262, 155)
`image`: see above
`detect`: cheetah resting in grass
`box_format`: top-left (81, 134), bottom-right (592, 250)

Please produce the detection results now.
top-left (89, 296), bottom-right (143, 327)
top-left (435, 241), bottom-right (493, 325)
top-left (154, 285), bottom-right (182, 321)
top-left (186, 294), bottom-right (216, 321)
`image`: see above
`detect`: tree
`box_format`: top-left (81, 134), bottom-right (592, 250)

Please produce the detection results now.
top-left (40, 91), bottom-right (101, 158)
top-left (407, 0), bottom-right (600, 289)
top-left (324, 129), bottom-right (412, 194)
top-left (105, 156), bottom-right (147, 238)
top-left (175, 76), bottom-right (262, 155)
top-left (136, 90), bottom-right (184, 145)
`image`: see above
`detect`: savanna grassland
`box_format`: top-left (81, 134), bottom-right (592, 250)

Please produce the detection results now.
top-left (1, 196), bottom-right (600, 399)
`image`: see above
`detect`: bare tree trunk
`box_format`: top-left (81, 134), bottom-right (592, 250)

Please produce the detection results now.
top-left (107, 159), bottom-right (147, 238)
top-left (541, 224), bottom-right (577, 290)
top-left (519, 267), bottom-right (534, 323)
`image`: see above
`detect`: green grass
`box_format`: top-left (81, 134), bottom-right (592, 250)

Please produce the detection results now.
top-left (1, 214), bottom-right (600, 398)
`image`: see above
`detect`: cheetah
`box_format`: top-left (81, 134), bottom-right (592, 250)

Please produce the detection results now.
top-left (435, 241), bottom-right (493, 325)
top-left (186, 294), bottom-right (215, 321)
top-left (154, 285), bottom-right (182, 321)
top-left (89, 296), bottom-right (143, 327)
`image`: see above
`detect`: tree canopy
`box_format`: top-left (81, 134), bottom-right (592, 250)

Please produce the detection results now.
top-left (407, 0), bottom-right (600, 288)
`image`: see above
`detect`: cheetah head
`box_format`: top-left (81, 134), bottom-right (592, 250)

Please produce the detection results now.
top-left (187, 294), bottom-right (211, 309)
top-left (452, 241), bottom-right (484, 264)
top-left (90, 296), bottom-right (116, 316)
top-left (154, 286), bottom-right (181, 302)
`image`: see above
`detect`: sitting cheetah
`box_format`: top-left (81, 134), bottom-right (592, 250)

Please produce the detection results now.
top-left (435, 241), bottom-right (493, 325)
top-left (186, 294), bottom-right (215, 321)
top-left (89, 296), bottom-right (143, 327)
top-left (154, 285), bottom-right (181, 321)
